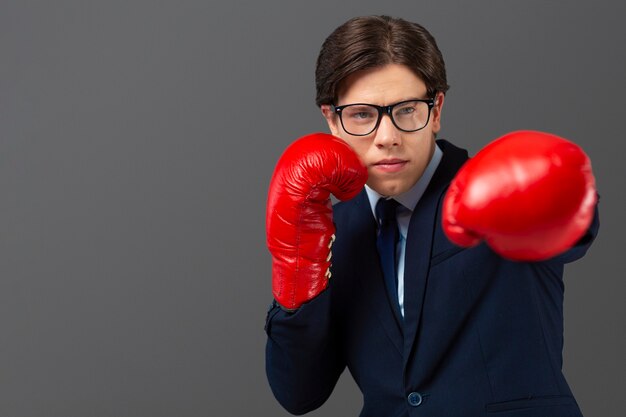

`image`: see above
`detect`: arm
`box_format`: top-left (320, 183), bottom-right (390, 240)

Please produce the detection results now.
top-left (265, 288), bottom-right (344, 415)
top-left (442, 130), bottom-right (597, 262)
top-left (264, 133), bottom-right (367, 414)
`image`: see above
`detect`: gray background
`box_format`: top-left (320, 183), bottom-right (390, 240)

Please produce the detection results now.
top-left (2, 1), bottom-right (624, 416)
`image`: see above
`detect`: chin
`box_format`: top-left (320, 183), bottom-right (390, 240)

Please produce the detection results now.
top-left (373, 183), bottom-right (402, 197)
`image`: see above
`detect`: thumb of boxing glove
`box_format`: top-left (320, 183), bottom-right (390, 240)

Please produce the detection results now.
top-left (266, 133), bottom-right (367, 310)
top-left (442, 130), bottom-right (597, 261)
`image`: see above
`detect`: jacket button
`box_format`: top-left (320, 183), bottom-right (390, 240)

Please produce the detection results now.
top-left (407, 392), bottom-right (422, 407)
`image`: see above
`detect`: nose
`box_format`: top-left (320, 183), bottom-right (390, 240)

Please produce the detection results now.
top-left (373, 113), bottom-right (401, 148)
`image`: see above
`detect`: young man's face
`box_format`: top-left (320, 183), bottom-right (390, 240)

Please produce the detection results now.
top-left (322, 64), bottom-right (444, 197)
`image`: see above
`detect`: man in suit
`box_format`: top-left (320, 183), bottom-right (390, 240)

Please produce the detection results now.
top-left (264, 15), bottom-right (599, 417)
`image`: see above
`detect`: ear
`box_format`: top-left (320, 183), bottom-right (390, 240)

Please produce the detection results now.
top-left (431, 92), bottom-right (445, 134)
top-left (321, 105), bottom-right (341, 137)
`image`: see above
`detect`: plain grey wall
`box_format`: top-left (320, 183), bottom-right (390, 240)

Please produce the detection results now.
top-left (2, 1), bottom-right (624, 416)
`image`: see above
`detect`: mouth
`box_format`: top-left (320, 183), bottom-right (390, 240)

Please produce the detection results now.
top-left (372, 158), bottom-right (408, 173)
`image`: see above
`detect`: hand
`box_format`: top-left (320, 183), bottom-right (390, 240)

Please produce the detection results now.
top-left (266, 133), bottom-right (367, 310)
top-left (442, 130), bottom-right (597, 261)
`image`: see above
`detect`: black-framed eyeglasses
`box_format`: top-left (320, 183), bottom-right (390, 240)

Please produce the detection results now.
top-left (332, 98), bottom-right (435, 136)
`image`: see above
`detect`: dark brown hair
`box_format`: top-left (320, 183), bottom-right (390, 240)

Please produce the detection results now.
top-left (315, 15), bottom-right (449, 107)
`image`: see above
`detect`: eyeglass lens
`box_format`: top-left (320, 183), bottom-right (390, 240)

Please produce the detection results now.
top-left (340, 100), bottom-right (431, 135)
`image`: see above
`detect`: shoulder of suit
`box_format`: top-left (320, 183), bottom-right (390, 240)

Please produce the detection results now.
top-left (434, 139), bottom-right (471, 180)
top-left (436, 138), bottom-right (469, 159)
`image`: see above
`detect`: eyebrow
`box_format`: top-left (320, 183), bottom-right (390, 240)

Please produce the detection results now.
top-left (336, 97), bottom-right (431, 107)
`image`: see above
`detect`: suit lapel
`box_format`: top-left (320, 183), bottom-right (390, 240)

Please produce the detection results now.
top-left (348, 191), bottom-right (404, 355)
top-left (402, 140), bottom-right (469, 362)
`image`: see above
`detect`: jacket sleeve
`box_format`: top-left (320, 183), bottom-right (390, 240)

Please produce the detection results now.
top-left (265, 285), bottom-right (345, 415)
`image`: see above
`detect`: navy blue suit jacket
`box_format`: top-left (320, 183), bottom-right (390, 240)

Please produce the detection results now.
top-left (265, 139), bottom-right (599, 417)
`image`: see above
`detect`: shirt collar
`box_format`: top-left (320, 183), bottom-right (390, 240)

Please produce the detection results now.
top-left (365, 142), bottom-right (443, 217)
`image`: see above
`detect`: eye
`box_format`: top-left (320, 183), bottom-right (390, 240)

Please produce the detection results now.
top-left (344, 106), bottom-right (377, 120)
top-left (353, 111), bottom-right (374, 119)
top-left (396, 105), bottom-right (416, 115)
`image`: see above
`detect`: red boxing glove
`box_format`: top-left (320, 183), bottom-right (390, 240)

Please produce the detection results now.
top-left (266, 133), bottom-right (367, 310)
top-left (443, 130), bottom-right (597, 261)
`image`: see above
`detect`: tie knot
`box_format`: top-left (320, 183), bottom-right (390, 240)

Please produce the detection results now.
top-left (375, 198), bottom-right (398, 226)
